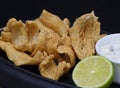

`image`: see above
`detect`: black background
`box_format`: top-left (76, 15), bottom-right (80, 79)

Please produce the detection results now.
top-left (0, 0), bottom-right (120, 33)
top-left (0, 0), bottom-right (120, 88)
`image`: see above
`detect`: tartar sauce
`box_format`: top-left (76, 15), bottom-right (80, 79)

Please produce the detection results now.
top-left (96, 34), bottom-right (120, 63)
top-left (100, 42), bottom-right (120, 60)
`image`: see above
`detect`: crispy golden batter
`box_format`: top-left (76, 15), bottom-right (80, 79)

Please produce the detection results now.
top-left (69, 11), bottom-right (103, 60)
top-left (0, 41), bottom-right (32, 66)
top-left (39, 53), bottom-right (69, 80)
top-left (3, 18), bottom-right (28, 51)
top-left (25, 21), bottom-right (41, 52)
top-left (31, 31), bottom-right (46, 56)
top-left (60, 36), bottom-right (71, 47)
top-left (57, 45), bottom-right (76, 67)
top-left (0, 9), bottom-right (76, 80)
top-left (27, 51), bottom-right (45, 65)
top-left (1, 31), bottom-right (12, 42)
top-left (36, 21), bottom-right (61, 56)
top-left (0, 40), bottom-right (45, 66)
top-left (39, 10), bottom-right (68, 36)
top-left (0, 9), bottom-right (105, 80)
top-left (63, 18), bottom-right (70, 28)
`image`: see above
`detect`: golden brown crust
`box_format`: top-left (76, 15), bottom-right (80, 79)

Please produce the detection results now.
top-left (69, 11), bottom-right (102, 60)
top-left (0, 10), bottom-right (76, 80)
top-left (0, 9), bottom-right (106, 80)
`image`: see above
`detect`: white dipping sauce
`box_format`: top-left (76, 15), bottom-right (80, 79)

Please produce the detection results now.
top-left (96, 34), bottom-right (120, 64)
top-left (100, 42), bottom-right (120, 59)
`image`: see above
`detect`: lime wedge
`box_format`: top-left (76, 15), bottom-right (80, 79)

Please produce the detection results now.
top-left (72, 56), bottom-right (113, 88)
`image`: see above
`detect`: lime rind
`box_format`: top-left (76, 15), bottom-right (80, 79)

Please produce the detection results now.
top-left (72, 56), bottom-right (114, 88)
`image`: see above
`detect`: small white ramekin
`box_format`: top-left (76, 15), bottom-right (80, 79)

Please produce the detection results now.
top-left (95, 33), bottom-right (120, 84)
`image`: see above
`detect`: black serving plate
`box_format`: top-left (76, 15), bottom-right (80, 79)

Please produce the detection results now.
top-left (0, 29), bottom-right (120, 88)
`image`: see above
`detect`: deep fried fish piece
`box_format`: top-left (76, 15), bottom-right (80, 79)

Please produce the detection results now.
top-left (0, 10), bottom-right (76, 81)
top-left (39, 10), bottom-right (68, 36)
top-left (25, 20), bottom-right (40, 52)
top-left (39, 53), bottom-right (70, 80)
top-left (0, 41), bottom-right (32, 66)
top-left (57, 45), bottom-right (76, 67)
top-left (31, 30), bottom-right (46, 56)
top-left (3, 18), bottom-right (28, 51)
top-left (11, 20), bottom-right (28, 50)
top-left (35, 20), bottom-right (62, 58)
top-left (27, 50), bottom-right (45, 65)
top-left (2, 19), bottom-right (43, 53)
top-left (69, 11), bottom-right (102, 60)
top-left (37, 20), bottom-right (76, 62)
top-left (0, 40), bottom-right (45, 66)
top-left (35, 20), bottom-right (76, 80)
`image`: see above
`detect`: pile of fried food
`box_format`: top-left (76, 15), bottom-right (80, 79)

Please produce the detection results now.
top-left (0, 9), bottom-right (106, 80)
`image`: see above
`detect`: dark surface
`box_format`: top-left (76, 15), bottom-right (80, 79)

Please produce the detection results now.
top-left (0, 0), bottom-right (120, 88)
top-left (0, 0), bottom-right (120, 33)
